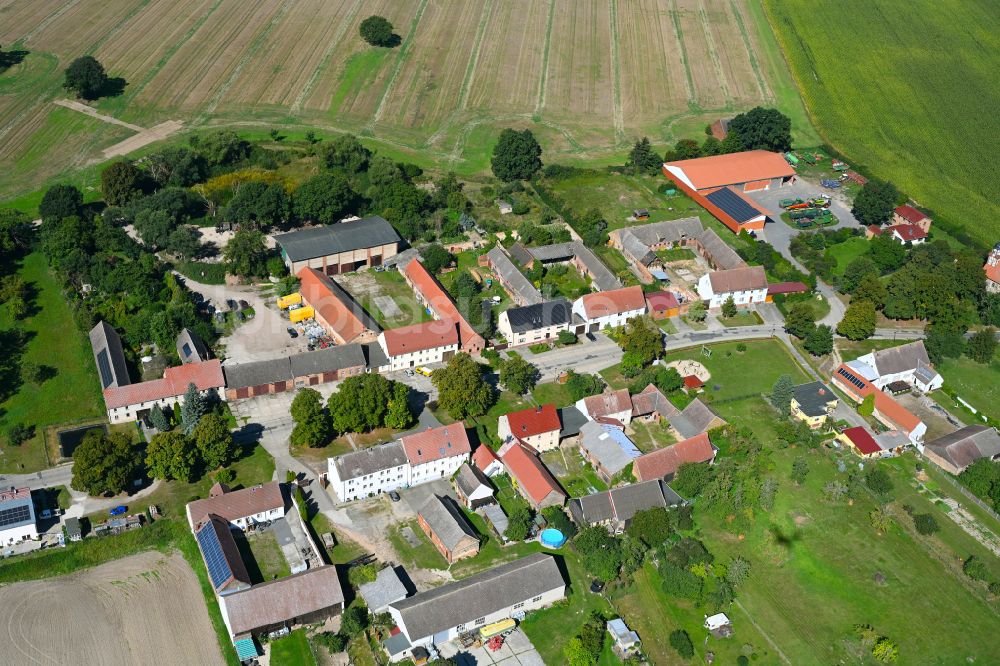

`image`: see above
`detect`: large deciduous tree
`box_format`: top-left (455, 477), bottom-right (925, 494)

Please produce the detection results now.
top-left (498, 354), bottom-right (539, 395)
top-left (327, 374), bottom-right (413, 433)
top-left (852, 179), bottom-right (900, 226)
top-left (491, 129), bottom-right (543, 182)
top-left (420, 244), bottom-right (454, 274)
top-left (965, 327), bottom-right (997, 364)
top-left (71, 430), bottom-right (140, 495)
top-left (320, 134), bottom-right (371, 174)
top-left (290, 388), bottom-right (334, 448)
top-left (618, 315), bottom-right (663, 363)
top-left (225, 181), bottom-right (288, 229)
top-left (837, 300), bottom-right (877, 340)
top-left (101, 161), bottom-right (144, 207)
top-left (193, 412), bottom-right (235, 470)
top-left (294, 173), bottom-right (360, 224)
top-left (432, 353), bottom-right (496, 419)
top-left (224, 228), bottom-right (268, 278)
top-left (64, 56), bottom-right (108, 99)
top-left (39, 184), bottom-right (83, 224)
top-left (359, 16), bottom-right (395, 47)
top-left (804, 324), bottom-right (834, 356)
top-left (146, 431), bottom-right (200, 482)
top-left (725, 107), bottom-right (792, 152)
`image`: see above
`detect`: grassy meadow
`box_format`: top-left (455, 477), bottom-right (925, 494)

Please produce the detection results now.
top-left (765, 0), bottom-right (1000, 247)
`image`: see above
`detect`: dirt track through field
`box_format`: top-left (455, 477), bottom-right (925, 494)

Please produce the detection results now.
top-left (0, 550), bottom-right (224, 666)
top-left (54, 98), bottom-right (144, 131)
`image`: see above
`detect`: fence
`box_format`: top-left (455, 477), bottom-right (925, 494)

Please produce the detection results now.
top-left (930, 465), bottom-right (1000, 523)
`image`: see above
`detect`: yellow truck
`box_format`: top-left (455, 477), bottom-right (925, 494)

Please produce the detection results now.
top-left (289, 305), bottom-right (314, 323)
top-left (277, 292), bottom-right (302, 309)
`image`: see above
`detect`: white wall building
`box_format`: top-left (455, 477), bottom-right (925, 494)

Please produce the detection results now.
top-left (856, 341), bottom-right (943, 393)
top-left (326, 425), bottom-right (472, 502)
top-left (497, 300), bottom-right (571, 347)
top-left (185, 482), bottom-right (285, 531)
top-left (571, 286), bottom-right (647, 332)
top-left (0, 487), bottom-right (37, 545)
top-left (497, 404), bottom-right (562, 453)
top-left (376, 322), bottom-right (459, 372)
top-left (696, 266), bottom-right (768, 309)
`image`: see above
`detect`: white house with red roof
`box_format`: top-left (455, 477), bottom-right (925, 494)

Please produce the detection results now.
top-left (886, 223), bottom-right (927, 245)
top-left (571, 286), bottom-right (647, 332)
top-left (376, 320), bottom-right (460, 372)
top-left (892, 205), bottom-right (931, 233)
top-left (401, 424), bottom-right (472, 485)
top-left (696, 265), bottom-right (768, 309)
top-left (103, 359), bottom-right (226, 424)
top-left (497, 404), bottom-right (561, 453)
top-left (472, 445), bottom-right (504, 477)
top-left (326, 424), bottom-right (471, 502)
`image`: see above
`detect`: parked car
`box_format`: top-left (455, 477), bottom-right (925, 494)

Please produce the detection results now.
top-left (238, 299), bottom-right (250, 310)
top-left (109, 505), bottom-right (127, 516)
top-left (40, 509), bottom-right (52, 519)
top-left (286, 327), bottom-right (298, 338)
top-left (388, 491), bottom-right (401, 502)
top-left (226, 298), bottom-right (238, 311)
top-left (404, 369), bottom-right (415, 377)
top-left (585, 332), bottom-right (597, 342)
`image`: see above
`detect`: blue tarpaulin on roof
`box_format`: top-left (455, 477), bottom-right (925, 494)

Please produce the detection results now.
top-left (650, 269), bottom-right (670, 281)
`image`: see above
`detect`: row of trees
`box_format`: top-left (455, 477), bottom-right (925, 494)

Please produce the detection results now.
top-left (290, 375), bottom-right (415, 447)
top-left (626, 107), bottom-right (793, 175)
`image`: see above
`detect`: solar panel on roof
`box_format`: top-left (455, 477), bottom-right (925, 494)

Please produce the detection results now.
top-left (97, 349), bottom-right (114, 388)
top-left (837, 367), bottom-right (866, 390)
top-left (0, 504), bottom-right (31, 528)
top-left (706, 188), bottom-right (762, 223)
top-left (196, 523), bottom-right (234, 590)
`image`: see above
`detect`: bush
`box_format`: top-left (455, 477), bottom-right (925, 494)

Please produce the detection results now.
top-left (314, 631), bottom-right (347, 654)
top-left (913, 513), bottom-right (939, 535)
top-left (6, 423), bottom-right (34, 446)
top-left (214, 468), bottom-right (236, 485)
top-left (963, 555), bottom-right (989, 582)
top-left (669, 629), bottom-right (694, 658)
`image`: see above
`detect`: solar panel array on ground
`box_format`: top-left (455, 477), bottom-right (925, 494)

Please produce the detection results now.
top-left (706, 188), bottom-right (761, 223)
top-left (196, 522), bottom-right (235, 591)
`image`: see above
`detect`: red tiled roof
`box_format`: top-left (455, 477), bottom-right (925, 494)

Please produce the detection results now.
top-left (503, 404), bottom-right (561, 438)
top-left (633, 433), bottom-right (715, 482)
top-left (708, 266), bottom-right (768, 293)
top-left (579, 286), bottom-right (646, 319)
top-left (297, 267), bottom-right (374, 343)
top-left (986, 263), bottom-right (1000, 284)
top-left (380, 320), bottom-right (459, 356)
top-left (894, 205), bottom-right (928, 225)
top-left (581, 389), bottom-right (633, 419)
top-left (867, 224), bottom-right (884, 236)
top-left (645, 291), bottom-right (680, 312)
top-left (400, 424), bottom-right (471, 465)
top-left (103, 359), bottom-right (224, 410)
top-left (888, 224), bottom-right (927, 242)
top-left (683, 375), bottom-right (704, 389)
top-left (501, 441), bottom-right (565, 505)
top-left (0, 487), bottom-right (30, 502)
top-left (403, 259), bottom-right (484, 352)
top-left (472, 444), bottom-right (500, 472)
top-left (841, 427), bottom-right (881, 456)
top-left (873, 391), bottom-right (922, 433)
top-left (767, 281), bottom-right (809, 296)
top-left (187, 482), bottom-right (284, 525)
top-left (663, 150), bottom-right (794, 191)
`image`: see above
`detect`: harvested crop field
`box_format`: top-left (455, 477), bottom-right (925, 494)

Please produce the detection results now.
top-left (0, 0), bottom-right (810, 200)
top-left (0, 550), bottom-right (224, 666)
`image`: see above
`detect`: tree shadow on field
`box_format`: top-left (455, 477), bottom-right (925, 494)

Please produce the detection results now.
top-left (383, 34), bottom-right (402, 48)
top-left (0, 48), bottom-right (29, 72)
top-left (99, 76), bottom-right (127, 98)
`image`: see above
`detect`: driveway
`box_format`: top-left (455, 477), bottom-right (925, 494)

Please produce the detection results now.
top-left (174, 273), bottom-right (308, 363)
top-left (442, 628), bottom-right (545, 666)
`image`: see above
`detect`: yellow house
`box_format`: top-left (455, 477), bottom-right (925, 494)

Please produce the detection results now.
top-left (836, 427), bottom-right (883, 459)
top-left (790, 381), bottom-right (838, 429)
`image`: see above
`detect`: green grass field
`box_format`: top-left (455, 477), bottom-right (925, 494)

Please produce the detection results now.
top-left (934, 349), bottom-right (1000, 422)
top-left (0, 252), bottom-right (104, 472)
top-left (269, 629), bottom-right (317, 666)
top-left (765, 0), bottom-right (1000, 247)
top-left (825, 236), bottom-right (869, 276)
top-left (696, 424), bottom-right (1000, 663)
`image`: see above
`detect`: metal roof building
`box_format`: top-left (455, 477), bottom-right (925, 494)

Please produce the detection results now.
top-left (274, 216), bottom-right (402, 275)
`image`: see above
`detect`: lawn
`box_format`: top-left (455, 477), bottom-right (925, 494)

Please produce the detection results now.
top-left (539, 263), bottom-right (590, 300)
top-left (934, 349), bottom-right (1000, 422)
top-left (308, 511), bottom-right (368, 565)
top-left (387, 520), bottom-right (447, 571)
top-left (269, 629), bottom-right (317, 666)
top-left (627, 420), bottom-right (675, 454)
top-left (718, 311), bottom-right (764, 328)
top-left (824, 237), bottom-right (869, 276)
top-left (449, 508), bottom-right (546, 579)
top-left (530, 381), bottom-right (574, 408)
top-left (353, 270), bottom-right (433, 328)
top-left (543, 446), bottom-right (607, 497)
top-left (0, 252), bottom-right (104, 472)
top-left (245, 530), bottom-right (291, 582)
top-left (766, 0), bottom-right (1000, 248)
top-left (695, 438), bottom-right (1000, 664)
top-left (459, 391), bottom-right (531, 446)
top-left (491, 473), bottom-right (532, 519)
top-left (520, 551), bottom-right (615, 665)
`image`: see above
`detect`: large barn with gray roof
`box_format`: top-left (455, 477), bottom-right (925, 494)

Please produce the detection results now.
top-left (274, 216), bottom-right (402, 275)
